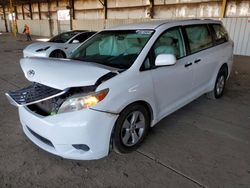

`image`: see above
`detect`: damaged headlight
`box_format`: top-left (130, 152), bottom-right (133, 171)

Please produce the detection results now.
top-left (57, 89), bottom-right (109, 114)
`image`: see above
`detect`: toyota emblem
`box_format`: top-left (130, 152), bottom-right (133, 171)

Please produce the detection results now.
top-left (27, 70), bottom-right (35, 77)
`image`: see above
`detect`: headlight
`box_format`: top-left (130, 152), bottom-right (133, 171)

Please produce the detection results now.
top-left (36, 46), bottom-right (50, 52)
top-left (57, 89), bottom-right (109, 114)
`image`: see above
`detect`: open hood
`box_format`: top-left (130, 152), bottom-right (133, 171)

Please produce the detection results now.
top-left (20, 57), bottom-right (113, 90)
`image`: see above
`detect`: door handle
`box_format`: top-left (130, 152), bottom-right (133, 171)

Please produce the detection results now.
top-left (194, 59), bottom-right (201, 64)
top-left (185, 62), bottom-right (192, 68)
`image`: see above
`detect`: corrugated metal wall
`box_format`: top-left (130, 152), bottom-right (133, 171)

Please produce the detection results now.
top-left (222, 18), bottom-right (250, 56)
top-left (0, 20), bottom-right (5, 32)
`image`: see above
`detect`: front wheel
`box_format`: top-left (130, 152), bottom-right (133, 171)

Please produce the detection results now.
top-left (207, 69), bottom-right (227, 99)
top-left (113, 104), bottom-right (150, 154)
top-left (49, 50), bottom-right (66, 58)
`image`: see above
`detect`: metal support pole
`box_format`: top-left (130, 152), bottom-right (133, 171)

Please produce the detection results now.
top-left (14, 6), bottom-right (18, 33)
top-left (9, 0), bottom-right (17, 37)
top-left (3, 5), bottom-right (8, 32)
top-left (71, 0), bottom-right (75, 19)
top-left (98, 0), bottom-right (107, 20)
top-left (69, 0), bottom-right (75, 30)
top-left (22, 4), bottom-right (25, 20)
top-left (29, 3), bottom-right (33, 20)
top-left (104, 0), bottom-right (107, 20)
top-left (47, 0), bottom-right (53, 36)
top-left (149, 0), bottom-right (154, 19)
top-left (14, 6), bottom-right (18, 20)
top-left (220, 0), bottom-right (227, 18)
top-left (38, 2), bottom-right (41, 20)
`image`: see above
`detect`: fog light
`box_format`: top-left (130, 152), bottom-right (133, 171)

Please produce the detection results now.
top-left (72, 144), bottom-right (90, 151)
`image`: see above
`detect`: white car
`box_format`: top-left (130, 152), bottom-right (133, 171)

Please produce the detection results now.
top-left (6, 19), bottom-right (233, 160)
top-left (23, 30), bottom-right (96, 58)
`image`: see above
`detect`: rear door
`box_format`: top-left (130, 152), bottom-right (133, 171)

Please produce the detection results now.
top-left (184, 24), bottom-right (215, 93)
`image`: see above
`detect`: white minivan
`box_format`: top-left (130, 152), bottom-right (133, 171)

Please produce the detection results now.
top-left (6, 19), bottom-right (233, 160)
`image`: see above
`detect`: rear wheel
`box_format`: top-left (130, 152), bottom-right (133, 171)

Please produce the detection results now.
top-left (49, 50), bottom-right (66, 58)
top-left (113, 104), bottom-right (150, 153)
top-left (207, 68), bottom-right (227, 99)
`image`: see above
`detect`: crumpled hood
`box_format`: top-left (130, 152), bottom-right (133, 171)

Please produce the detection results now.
top-left (20, 57), bottom-right (113, 90)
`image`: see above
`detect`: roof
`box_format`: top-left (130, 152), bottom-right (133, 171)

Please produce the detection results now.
top-left (107, 19), bottom-right (221, 30)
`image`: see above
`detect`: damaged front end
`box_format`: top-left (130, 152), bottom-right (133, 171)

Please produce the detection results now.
top-left (6, 82), bottom-right (97, 116)
top-left (6, 56), bottom-right (121, 116)
top-left (6, 71), bottom-right (118, 116)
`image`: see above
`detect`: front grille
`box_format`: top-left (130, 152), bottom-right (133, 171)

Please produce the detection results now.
top-left (26, 126), bottom-right (54, 148)
top-left (6, 83), bottom-right (66, 106)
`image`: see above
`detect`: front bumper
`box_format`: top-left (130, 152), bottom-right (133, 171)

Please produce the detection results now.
top-left (19, 106), bottom-right (118, 160)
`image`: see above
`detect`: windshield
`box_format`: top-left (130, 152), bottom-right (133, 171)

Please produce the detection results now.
top-left (70, 30), bottom-right (154, 69)
top-left (49, 31), bottom-right (79, 43)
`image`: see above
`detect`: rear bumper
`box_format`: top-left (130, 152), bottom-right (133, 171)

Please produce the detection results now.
top-left (19, 106), bottom-right (118, 160)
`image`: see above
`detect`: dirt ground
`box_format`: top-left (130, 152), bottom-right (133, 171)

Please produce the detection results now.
top-left (0, 33), bottom-right (250, 187)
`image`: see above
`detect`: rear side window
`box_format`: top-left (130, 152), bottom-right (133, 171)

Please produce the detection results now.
top-left (185, 25), bottom-right (213, 53)
top-left (211, 24), bottom-right (228, 44)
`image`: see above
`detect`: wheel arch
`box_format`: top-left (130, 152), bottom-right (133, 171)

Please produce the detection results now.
top-left (110, 100), bottom-right (154, 153)
top-left (49, 49), bottom-right (66, 58)
top-left (208, 62), bottom-right (229, 92)
top-left (118, 100), bottom-right (154, 127)
top-left (220, 63), bottom-right (229, 79)
top-left (109, 100), bottom-right (154, 145)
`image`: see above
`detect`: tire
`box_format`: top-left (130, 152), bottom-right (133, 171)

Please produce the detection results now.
top-left (113, 104), bottom-right (150, 154)
top-left (206, 68), bottom-right (227, 99)
top-left (49, 50), bottom-right (66, 58)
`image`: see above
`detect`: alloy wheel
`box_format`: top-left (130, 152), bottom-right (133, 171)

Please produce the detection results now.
top-left (216, 75), bottom-right (225, 96)
top-left (121, 111), bottom-right (145, 147)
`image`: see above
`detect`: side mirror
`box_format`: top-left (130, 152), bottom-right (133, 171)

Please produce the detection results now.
top-left (155, 54), bottom-right (176, 66)
top-left (72, 39), bottom-right (80, 44)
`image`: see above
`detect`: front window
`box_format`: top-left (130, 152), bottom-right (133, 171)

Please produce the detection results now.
top-left (153, 27), bottom-right (185, 60)
top-left (70, 30), bottom-right (154, 69)
top-left (49, 31), bottom-right (79, 43)
top-left (141, 27), bottom-right (185, 70)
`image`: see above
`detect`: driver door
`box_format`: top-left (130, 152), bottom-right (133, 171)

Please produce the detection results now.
top-left (145, 27), bottom-right (195, 119)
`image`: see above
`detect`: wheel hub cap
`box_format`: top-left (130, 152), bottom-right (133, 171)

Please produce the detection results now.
top-left (121, 111), bottom-right (145, 147)
top-left (216, 75), bottom-right (225, 95)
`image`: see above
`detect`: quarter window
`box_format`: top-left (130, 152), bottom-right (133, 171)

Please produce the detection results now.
top-left (185, 25), bottom-right (213, 53)
top-left (211, 24), bottom-right (228, 44)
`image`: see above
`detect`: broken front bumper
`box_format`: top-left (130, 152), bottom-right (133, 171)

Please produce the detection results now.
top-left (6, 83), bottom-right (117, 160)
top-left (19, 106), bottom-right (118, 160)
